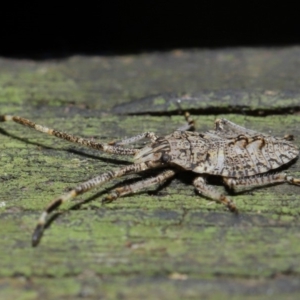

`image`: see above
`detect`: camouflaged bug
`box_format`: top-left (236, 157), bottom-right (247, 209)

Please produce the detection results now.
top-left (0, 113), bottom-right (299, 246)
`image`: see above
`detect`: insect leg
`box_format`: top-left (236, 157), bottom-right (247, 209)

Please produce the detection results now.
top-left (223, 173), bottom-right (300, 190)
top-left (177, 112), bottom-right (196, 131)
top-left (103, 169), bottom-right (176, 203)
top-left (193, 175), bottom-right (238, 213)
top-left (0, 115), bottom-right (138, 156)
top-left (175, 99), bottom-right (196, 131)
top-left (110, 132), bottom-right (158, 146)
top-left (215, 118), bottom-right (260, 136)
top-left (32, 161), bottom-right (159, 247)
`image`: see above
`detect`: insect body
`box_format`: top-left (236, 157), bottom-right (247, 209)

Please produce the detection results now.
top-left (0, 115), bottom-right (299, 246)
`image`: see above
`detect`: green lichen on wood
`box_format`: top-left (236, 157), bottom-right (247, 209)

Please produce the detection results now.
top-left (1, 49), bottom-right (300, 299)
top-left (1, 113), bottom-right (300, 299)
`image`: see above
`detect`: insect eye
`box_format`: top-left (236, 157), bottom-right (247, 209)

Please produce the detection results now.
top-left (161, 153), bottom-right (170, 163)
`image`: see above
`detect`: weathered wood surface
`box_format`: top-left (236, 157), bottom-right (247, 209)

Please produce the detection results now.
top-left (0, 48), bottom-right (300, 299)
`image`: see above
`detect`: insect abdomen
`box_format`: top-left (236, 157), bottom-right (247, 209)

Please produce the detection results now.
top-left (193, 136), bottom-right (299, 177)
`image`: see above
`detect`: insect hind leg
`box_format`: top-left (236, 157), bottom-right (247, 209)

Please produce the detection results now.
top-left (223, 173), bottom-right (300, 190)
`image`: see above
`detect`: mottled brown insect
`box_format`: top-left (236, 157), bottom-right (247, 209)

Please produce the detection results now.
top-left (0, 114), bottom-right (299, 247)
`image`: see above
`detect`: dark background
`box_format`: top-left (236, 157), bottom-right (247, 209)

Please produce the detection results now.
top-left (0, 3), bottom-right (299, 59)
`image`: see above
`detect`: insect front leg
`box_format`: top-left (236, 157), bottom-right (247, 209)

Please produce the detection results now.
top-left (32, 161), bottom-right (158, 247)
top-left (193, 175), bottom-right (238, 213)
top-left (103, 169), bottom-right (176, 203)
top-left (109, 132), bottom-right (159, 146)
